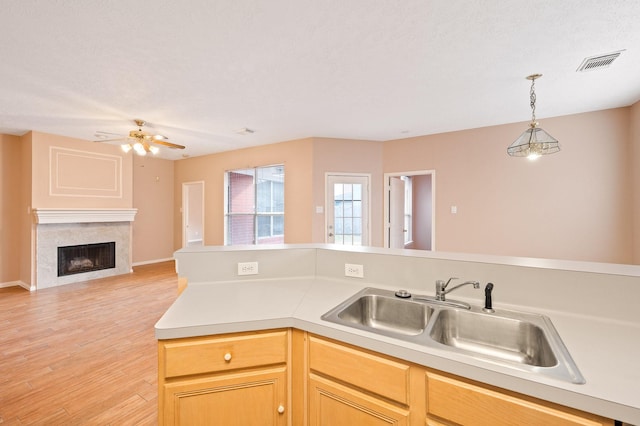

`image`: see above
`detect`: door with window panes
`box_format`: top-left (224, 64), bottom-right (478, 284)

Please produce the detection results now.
top-left (326, 174), bottom-right (369, 246)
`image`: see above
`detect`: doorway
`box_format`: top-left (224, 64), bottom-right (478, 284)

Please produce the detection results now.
top-left (325, 174), bottom-right (370, 246)
top-left (182, 181), bottom-right (205, 247)
top-left (384, 171), bottom-right (434, 250)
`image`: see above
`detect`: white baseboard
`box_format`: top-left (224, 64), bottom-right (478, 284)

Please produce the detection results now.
top-left (132, 257), bottom-right (175, 267)
top-left (0, 280), bottom-right (33, 291)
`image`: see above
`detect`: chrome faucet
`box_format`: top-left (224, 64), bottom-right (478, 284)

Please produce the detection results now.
top-left (435, 277), bottom-right (480, 301)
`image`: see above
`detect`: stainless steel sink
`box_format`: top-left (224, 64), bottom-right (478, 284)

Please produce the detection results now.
top-left (321, 287), bottom-right (585, 384)
top-left (429, 308), bottom-right (557, 367)
top-left (322, 288), bottom-right (434, 337)
top-left (337, 294), bottom-right (434, 335)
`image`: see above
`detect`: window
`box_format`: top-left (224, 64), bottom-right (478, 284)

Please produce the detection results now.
top-left (225, 165), bottom-right (284, 245)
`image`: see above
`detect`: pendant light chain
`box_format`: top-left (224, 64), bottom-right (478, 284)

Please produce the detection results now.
top-left (530, 78), bottom-right (537, 124)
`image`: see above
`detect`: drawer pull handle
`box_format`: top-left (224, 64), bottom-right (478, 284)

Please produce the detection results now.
top-left (223, 353), bottom-right (232, 362)
top-left (277, 405), bottom-right (285, 414)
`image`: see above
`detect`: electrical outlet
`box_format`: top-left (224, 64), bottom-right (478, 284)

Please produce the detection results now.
top-left (344, 263), bottom-right (364, 278)
top-left (237, 261), bottom-right (259, 276)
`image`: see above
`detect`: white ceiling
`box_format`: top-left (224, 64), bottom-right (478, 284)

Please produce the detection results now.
top-left (1, 0), bottom-right (639, 160)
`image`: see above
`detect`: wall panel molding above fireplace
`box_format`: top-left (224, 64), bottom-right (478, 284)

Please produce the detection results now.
top-left (49, 147), bottom-right (123, 198)
top-left (33, 208), bottom-right (137, 224)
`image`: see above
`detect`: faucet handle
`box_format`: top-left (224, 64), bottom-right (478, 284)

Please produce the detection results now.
top-left (443, 277), bottom-right (458, 289)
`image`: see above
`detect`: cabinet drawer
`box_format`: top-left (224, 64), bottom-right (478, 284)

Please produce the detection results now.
top-left (161, 330), bottom-right (288, 378)
top-left (308, 335), bottom-right (410, 405)
top-left (426, 372), bottom-right (614, 426)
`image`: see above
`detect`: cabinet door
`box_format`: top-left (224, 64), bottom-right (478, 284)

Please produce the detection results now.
top-left (309, 374), bottom-right (410, 426)
top-left (426, 372), bottom-right (614, 426)
top-left (163, 367), bottom-right (287, 426)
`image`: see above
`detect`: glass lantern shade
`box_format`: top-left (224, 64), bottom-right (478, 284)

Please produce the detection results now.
top-left (507, 124), bottom-right (560, 159)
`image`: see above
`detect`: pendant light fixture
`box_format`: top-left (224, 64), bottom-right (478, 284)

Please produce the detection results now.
top-left (507, 74), bottom-right (560, 160)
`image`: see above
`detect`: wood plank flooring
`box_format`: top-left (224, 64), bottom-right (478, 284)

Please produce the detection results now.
top-left (0, 261), bottom-right (179, 425)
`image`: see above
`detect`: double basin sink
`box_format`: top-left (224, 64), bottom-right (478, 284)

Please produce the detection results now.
top-left (321, 287), bottom-right (585, 384)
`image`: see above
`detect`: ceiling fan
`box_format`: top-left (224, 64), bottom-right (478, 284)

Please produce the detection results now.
top-left (95, 119), bottom-right (185, 155)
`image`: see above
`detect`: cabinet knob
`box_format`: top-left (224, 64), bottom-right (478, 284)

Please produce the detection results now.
top-left (277, 405), bottom-right (285, 414)
top-left (223, 352), bottom-right (232, 362)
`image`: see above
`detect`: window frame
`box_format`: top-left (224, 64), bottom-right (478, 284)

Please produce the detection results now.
top-left (224, 164), bottom-right (285, 245)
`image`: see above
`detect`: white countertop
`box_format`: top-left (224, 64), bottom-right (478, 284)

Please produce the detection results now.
top-left (155, 277), bottom-right (640, 424)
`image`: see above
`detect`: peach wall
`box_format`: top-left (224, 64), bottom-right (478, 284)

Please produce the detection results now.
top-left (19, 133), bottom-right (34, 287)
top-left (0, 134), bottom-right (22, 284)
top-left (132, 155), bottom-right (175, 264)
top-left (631, 101), bottom-right (640, 264)
top-left (26, 131), bottom-right (178, 266)
top-left (2, 102), bottom-right (637, 286)
top-left (311, 138), bottom-right (384, 246)
top-left (383, 108), bottom-right (633, 263)
top-left (30, 131), bottom-right (132, 208)
top-left (1, 130), bottom-right (175, 287)
top-left (173, 138), bottom-right (314, 249)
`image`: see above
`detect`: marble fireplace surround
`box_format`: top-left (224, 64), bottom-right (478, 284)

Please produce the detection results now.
top-left (33, 209), bottom-right (137, 290)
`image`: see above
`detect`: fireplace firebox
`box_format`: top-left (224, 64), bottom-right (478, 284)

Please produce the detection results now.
top-left (57, 242), bottom-right (116, 277)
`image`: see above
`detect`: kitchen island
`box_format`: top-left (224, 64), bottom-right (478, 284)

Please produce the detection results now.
top-left (156, 244), bottom-right (640, 425)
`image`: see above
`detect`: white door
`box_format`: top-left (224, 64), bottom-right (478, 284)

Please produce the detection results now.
top-left (388, 176), bottom-right (405, 249)
top-left (326, 174), bottom-right (369, 246)
top-left (384, 171), bottom-right (435, 250)
top-left (182, 181), bottom-right (204, 247)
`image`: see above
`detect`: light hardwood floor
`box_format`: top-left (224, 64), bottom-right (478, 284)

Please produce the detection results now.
top-left (0, 261), bottom-right (179, 425)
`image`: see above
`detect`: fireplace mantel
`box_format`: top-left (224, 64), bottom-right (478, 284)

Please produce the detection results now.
top-left (33, 208), bottom-right (137, 224)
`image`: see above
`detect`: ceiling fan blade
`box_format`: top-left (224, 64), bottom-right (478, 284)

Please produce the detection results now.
top-left (153, 139), bottom-right (186, 149)
top-left (95, 130), bottom-right (124, 136)
top-left (94, 137), bottom-right (127, 143)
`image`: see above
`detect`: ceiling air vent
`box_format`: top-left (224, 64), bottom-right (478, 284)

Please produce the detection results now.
top-left (577, 50), bottom-right (623, 72)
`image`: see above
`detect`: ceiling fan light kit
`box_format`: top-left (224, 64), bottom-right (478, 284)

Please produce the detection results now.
top-left (507, 74), bottom-right (560, 160)
top-left (122, 140), bottom-right (160, 156)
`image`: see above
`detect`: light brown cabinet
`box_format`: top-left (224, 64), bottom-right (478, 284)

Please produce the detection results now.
top-left (158, 329), bottom-right (614, 426)
top-left (425, 371), bottom-right (614, 426)
top-left (304, 334), bottom-right (614, 426)
top-left (158, 329), bottom-right (289, 426)
top-left (307, 335), bottom-right (418, 425)
top-left (309, 374), bottom-right (410, 425)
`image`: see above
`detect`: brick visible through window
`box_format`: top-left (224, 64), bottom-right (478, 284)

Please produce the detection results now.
top-left (225, 165), bottom-right (284, 245)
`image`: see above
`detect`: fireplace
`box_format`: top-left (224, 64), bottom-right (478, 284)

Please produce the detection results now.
top-left (58, 242), bottom-right (116, 277)
top-left (33, 208), bottom-right (137, 290)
